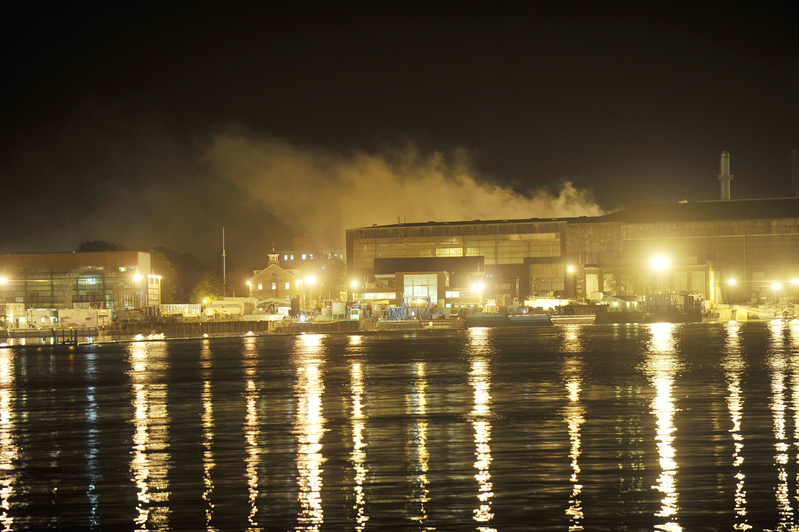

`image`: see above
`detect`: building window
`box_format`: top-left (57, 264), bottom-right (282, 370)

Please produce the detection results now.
top-left (285, 282), bottom-right (290, 289)
top-left (403, 273), bottom-right (438, 304)
top-left (302, 254), bottom-right (307, 260)
top-left (272, 282), bottom-right (277, 290)
top-left (257, 283), bottom-right (263, 290)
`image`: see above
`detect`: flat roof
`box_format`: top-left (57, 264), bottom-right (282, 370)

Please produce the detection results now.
top-left (350, 198), bottom-right (799, 231)
top-left (599, 198), bottom-right (799, 224)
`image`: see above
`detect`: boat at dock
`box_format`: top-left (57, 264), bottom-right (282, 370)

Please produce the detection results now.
top-left (465, 313), bottom-right (553, 327)
top-left (550, 314), bottom-right (596, 325)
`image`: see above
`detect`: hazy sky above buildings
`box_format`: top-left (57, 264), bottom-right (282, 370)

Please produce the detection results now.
top-left (1, 1), bottom-right (797, 268)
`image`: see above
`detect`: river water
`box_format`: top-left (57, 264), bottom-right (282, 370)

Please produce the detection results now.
top-left (1, 321), bottom-right (799, 530)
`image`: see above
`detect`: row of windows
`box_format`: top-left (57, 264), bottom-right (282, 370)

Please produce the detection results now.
top-left (352, 234), bottom-right (561, 269)
top-left (624, 220), bottom-right (799, 239)
top-left (254, 282), bottom-right (292, 290)
top-left (624, 234), bottom-right (799, 270)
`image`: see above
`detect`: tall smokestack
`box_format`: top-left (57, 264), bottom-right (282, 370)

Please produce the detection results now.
top-left (792, 149), bottom-right (798, 197)
top-left (719, 150), bottom-right (733, 201)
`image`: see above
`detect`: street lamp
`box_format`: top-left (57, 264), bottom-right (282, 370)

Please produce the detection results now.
top-left (772, 282), bottom-right (782, 305)
top-left (566, 265), bottom-right (576, 299)
top-left (791, 279), bottom-right (799, 304)
top-left (305, 276), bottom-right (316, 312)
top-left (728, 278), bottom-right (736, 305)
top-left (472, 282), bottom-right (485, 310)
top-left (295, 279), bottom-right (304, 314)
top-left (133, 274), bottom-right (143, 309)
top-left (651, 255), bottom-right (669, 293)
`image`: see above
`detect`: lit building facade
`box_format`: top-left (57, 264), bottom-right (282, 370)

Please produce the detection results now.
top-left (346, 198), bottom-right (799, 307)
top-left (0, 251), bottom-right (161, 310)
top-left (247, 253), bottom-right (300, 312)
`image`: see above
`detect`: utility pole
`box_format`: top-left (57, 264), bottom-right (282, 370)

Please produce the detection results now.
top-left (222, 226), bottom-right (226, 298)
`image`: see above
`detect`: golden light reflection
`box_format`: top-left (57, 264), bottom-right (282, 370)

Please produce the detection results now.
top-left (614, 383), bottom-right (645, 515)
top-left (128, 341), bottom-right (172, 531)
top-left (84, 351), bottom-right (101, 529)
top-left (561, 325), bottom-right (583, 353)
top-left (645, 323), bottom-right (682, 532)
top-left (768, 321), bottom-right (793, 528)
top-left (0, 348), bottom-right (18, 531)
top-left (722, 322), bottom-right (750, 530)
top-left (348, 335), bottom-right (363, 347)
top-left (792, 322), bottom-right (799, 532)
top-left (199, 340), bottom-right (216, 531)
top-left (242, 336), bottom-right (260, 530)
top-left (468, 328), bottom-right (495, 531)
top-left (299, 333), bottom-right (323, 350)
top-left (407, 362), bottom-right (430, 527)
top-left (562, 356), bottom-right (584, 531)
top-left (293, 337), bottom-right (326, 529)
top-left (350, 362), bottom-right (369, 530)
top-left (244, 378), bottom-right (260, 530)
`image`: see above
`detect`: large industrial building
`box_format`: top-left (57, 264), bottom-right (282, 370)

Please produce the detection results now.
top-left (346, 197), bottom-right (799, 309)
top-left (0, 251), bottom-right (161, 311)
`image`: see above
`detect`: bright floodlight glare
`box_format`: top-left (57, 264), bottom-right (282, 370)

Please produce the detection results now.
top-left (134, 274), bottom-right (142, 281)
top-left (728, 278), bottom-right (736, 285)
top-left (567, 265), bottom-right (575, 273)
top-left (0, 277), bottom-right (6, 284)
top-left (651, 255), bottom-right (669, 271)
top-left (772, 283), bottom-right (782, 290)
top-left (792, 279), bottom-right (799, 285)
top-left (473, 283), bottom-right (485, 292)
top-left (305, 276), bottom-right (316, 285)
top-left (350, 280), bottom-right (359, 288)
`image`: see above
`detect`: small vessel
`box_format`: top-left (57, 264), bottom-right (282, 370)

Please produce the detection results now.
top-left (550, 315), bottom-right (596, 325)
top-left (465, 313), bottom-right (553, 328)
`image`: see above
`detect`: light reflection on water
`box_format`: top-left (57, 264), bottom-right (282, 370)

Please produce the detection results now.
top-left (722, 322), bottom-right (750, 531)
top-left (768, 320), bottom-right (795, 530)
top-left (199, 339), bottom-right (216, 532)
top-left (128, 341), bottom-right (171, 531)
top-left (560, 327), bottom-right (585, 531)
top-left (84, 351), bottom-right (101, 530)
top-left (0, 348), bottom-right (18, 531)
top-left (293, 334), bottom-right (326, 530)
top-left (407, 361), bottom-right (431, 528)
top-left (468, 328), bottom-right (495, 531)
top-left (350, 362), bottom-right (369, 530)
top-left (242, 336), bottom-right (260, 531)
top-left (644, 323), bottom-right (681, 532)
top-left (10, 324), bottom-right (799, 528)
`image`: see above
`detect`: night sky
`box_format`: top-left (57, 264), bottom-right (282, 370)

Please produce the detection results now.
top-left (1, 1), bottom-right (797, 268)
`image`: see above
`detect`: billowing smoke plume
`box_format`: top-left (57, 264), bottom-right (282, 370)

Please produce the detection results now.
top-left (0, 109), bottom-right (604, 268)
top-left (207, 134), bottom-right (604, 249)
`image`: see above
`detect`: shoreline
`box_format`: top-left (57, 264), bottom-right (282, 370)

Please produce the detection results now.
top-left (1, 307), bottom-right (794, 347)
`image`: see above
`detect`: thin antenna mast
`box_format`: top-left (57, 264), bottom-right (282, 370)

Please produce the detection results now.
top-left (222, 226), bottom-right (226, 297)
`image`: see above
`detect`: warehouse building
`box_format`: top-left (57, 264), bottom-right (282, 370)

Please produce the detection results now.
top-left (0, 250), bottom-right (161, 311)
top-left (346, 198), bottom-right (799, 309)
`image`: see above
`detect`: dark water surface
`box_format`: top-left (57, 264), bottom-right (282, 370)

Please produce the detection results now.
top-left (2, 322), bottom-right (799, 530)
